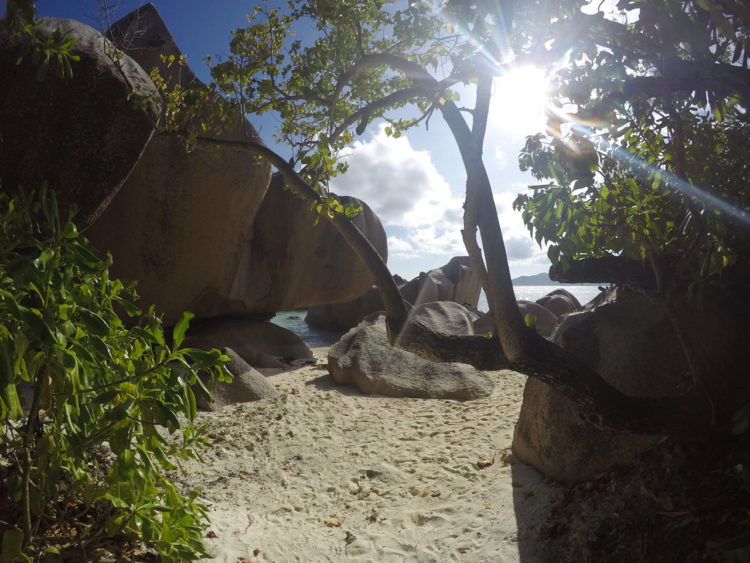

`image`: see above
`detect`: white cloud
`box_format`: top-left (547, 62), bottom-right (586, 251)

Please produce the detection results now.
top-left (331, 125), bottom-right (465, 258)
top-left (387, 235), bottom-right (415, 257)
top-left (328, 125), bottom-right (552, 279)
top-left (493, 145), bottom-right (509, 169)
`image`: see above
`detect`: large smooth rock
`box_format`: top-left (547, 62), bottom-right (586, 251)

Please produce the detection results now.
top-left (406, 301), bottom-right (480, 335)
top-left (245, 174), bottom-right (388, 313)
top-left (306, 256), bottom-right (481, 331)
top-left (0, 17), bottom-right (160, 229)
top-left (328, 304), bottom-right (494, 401)
top-left (536, 288), bottom-right (582, 317)
top-left (400, 256), bottom-right (482, 307)
top-left (87, 133), bottom-right (271, 325)
top-left (517, 300), bottom-right (559, 338)
top-left (196, 347), bottom-right (279, 411)
top-left (85, 6), bottom-right (272, 325)
top-left (512, 286), bottom-right (745, 484)
top-left (183, 316), bottom-right (314, 369)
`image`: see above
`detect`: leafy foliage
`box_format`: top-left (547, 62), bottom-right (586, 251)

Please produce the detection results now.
top-left (512, 0), bottom-right (750, 294)
top-left (204, 1), bottom-right (480, 183)
top-left (0, 186), bottom-right (230, 561)
top-left (3, 0), bottom-right (80, 81)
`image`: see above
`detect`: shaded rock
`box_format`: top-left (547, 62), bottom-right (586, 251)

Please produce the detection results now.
top-left (85, 5), bottom-right (272, 325)
top-left (196, 347), bottom-right (278, 411)
top-left (183, 316), bottom-right (313, 369)
top-left (0, 17), bottom-right (160, 229)
top-left (513, 379), bottom-right (660, 486)
top-left (406, 301), bottom-right (480, 335)
top-left (518, 300), bottom-right (559, 338)
top-left (473, 301), bottom-right (559, 339)
top-left (87, 133), bottom-right (271, 325)
top-left (400, 256), bottom-right (482, 307)
top-left (513, 286), bottom-right (745, 484)
top-left (88, 6), bottom-right (388, 324)
top-left (305, 287), bottom-right (385, 331)
top-left (245, 174), bottom-right (387, 313)
top-left (306, 256), bottom-right (481, 331)
top-left (327, 305), bottom-right (494, 401)
top-left (536, 288), bottom-right (582, 317)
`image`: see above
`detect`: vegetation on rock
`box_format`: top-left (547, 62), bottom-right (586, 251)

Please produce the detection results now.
top-left (1, 4), bottom-right (230, 560)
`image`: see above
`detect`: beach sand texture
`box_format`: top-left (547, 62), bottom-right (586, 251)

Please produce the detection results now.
top-left (174, 348), bottom-right (557, 562)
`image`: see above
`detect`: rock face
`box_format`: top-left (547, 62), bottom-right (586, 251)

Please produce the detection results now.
top-left (0, 17), bottom-right (160, 229)
top-left (245, 174), bottom-right (388, 313)
top-left (85, 6), bottom-right (385, 324)
top-left (512, 286), bottom-right (745, 484)
top-left (87, 133), bottom-right (271, 325)
top-left (183, 316), bottom-right (314, 369)
top-left (306, 256), bottom-right (481, 331)
top-left (406, 301), bottom-right (480, 335)
top-left (85, 5), bottom-right (272, 326)
top-left (328, 303), bottom-right (494, 401)
top-left (535, 288), bottom-right (582, 317)
top-left (400, 256), bottom-right (482, 307)
top-left (196, 347), bottom-right (279, 412)
top-left (473, 299), bottom-right (560, 339)
top-left (517, 301), bottom-right (560, 338)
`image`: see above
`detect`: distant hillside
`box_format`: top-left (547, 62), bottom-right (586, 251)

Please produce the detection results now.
top-left (511, 272), bottom-right (556, 285)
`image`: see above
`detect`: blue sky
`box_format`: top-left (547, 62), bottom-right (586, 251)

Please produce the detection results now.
top-left (25, 0), bottom-right (552, 280)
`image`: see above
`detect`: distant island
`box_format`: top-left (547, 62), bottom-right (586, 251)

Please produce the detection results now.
top-left (511, 272), bottom-right (599, 286)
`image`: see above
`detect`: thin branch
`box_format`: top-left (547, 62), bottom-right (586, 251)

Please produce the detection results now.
top-left (329, 87), bottom-right (424, 141)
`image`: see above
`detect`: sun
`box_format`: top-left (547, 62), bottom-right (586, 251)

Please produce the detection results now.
top-left (489, 65), bottom-right (550, 137)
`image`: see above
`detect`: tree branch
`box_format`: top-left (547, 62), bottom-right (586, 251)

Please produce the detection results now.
top-left (170, 133), bottom-right (410, 338)
top-left (329, 87), bottom-right (424, 141)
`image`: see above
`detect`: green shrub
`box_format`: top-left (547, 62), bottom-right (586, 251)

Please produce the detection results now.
top-left (0, 185), bottom-right (230, 561)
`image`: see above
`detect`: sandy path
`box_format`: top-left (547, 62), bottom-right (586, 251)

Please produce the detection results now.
top-left (173, 348), bottom-right (556, 562)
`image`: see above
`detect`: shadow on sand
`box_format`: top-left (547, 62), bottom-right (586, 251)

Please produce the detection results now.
top-left (512, 454), bottom-right (561, 561)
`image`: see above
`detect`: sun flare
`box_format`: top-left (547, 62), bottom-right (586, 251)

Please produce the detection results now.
top-left (490, 66), bottom-right (550, 137)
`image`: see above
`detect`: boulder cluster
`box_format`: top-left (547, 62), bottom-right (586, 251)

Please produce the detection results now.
top-left (0, 5), bottom-right (394, 408)
top-left (1, 6), bottom-right (385, 357)
top-left (6, 4), bottom-right (740, 488)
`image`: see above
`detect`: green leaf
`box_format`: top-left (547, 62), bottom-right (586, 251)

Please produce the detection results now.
top-left (1, 528), bottom-right (29, 563)
top-left (172, 311), bottom-right (194, 350)
top-left (152, 446), bottom-right (177, 470)
top-left (88, 335), bottom-right (113, 361)
top-left (131, 326), bottom-right (161, 345)
top-left (71, 241), bottom-right (103, 270)
top-left (20, 307), bottom-right (57, 346)
top-left (76, 307), bottom-right (110, 337)
top-left (61, 220), bottom-right (78, 239)
top-left (104, 513), bottom-right (129, 536)
top-left (0, 342), bottom-right (23, 419)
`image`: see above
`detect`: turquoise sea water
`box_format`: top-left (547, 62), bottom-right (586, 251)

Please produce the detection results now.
top-left (271, 285), bottom-right (605, 348)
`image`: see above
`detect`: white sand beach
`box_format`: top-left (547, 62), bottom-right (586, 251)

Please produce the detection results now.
top-left (174, 347), bottom-right (558, 562)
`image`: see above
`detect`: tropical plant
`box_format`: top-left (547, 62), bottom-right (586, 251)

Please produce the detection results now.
top-left (3, 0), bottom-right (80, 80)
top-left (0, 185), bottom-right (230, 561)
top-left (512, 0), bottom-right (750, 299)
top-left (1, 4), bottom-right (231, 559)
